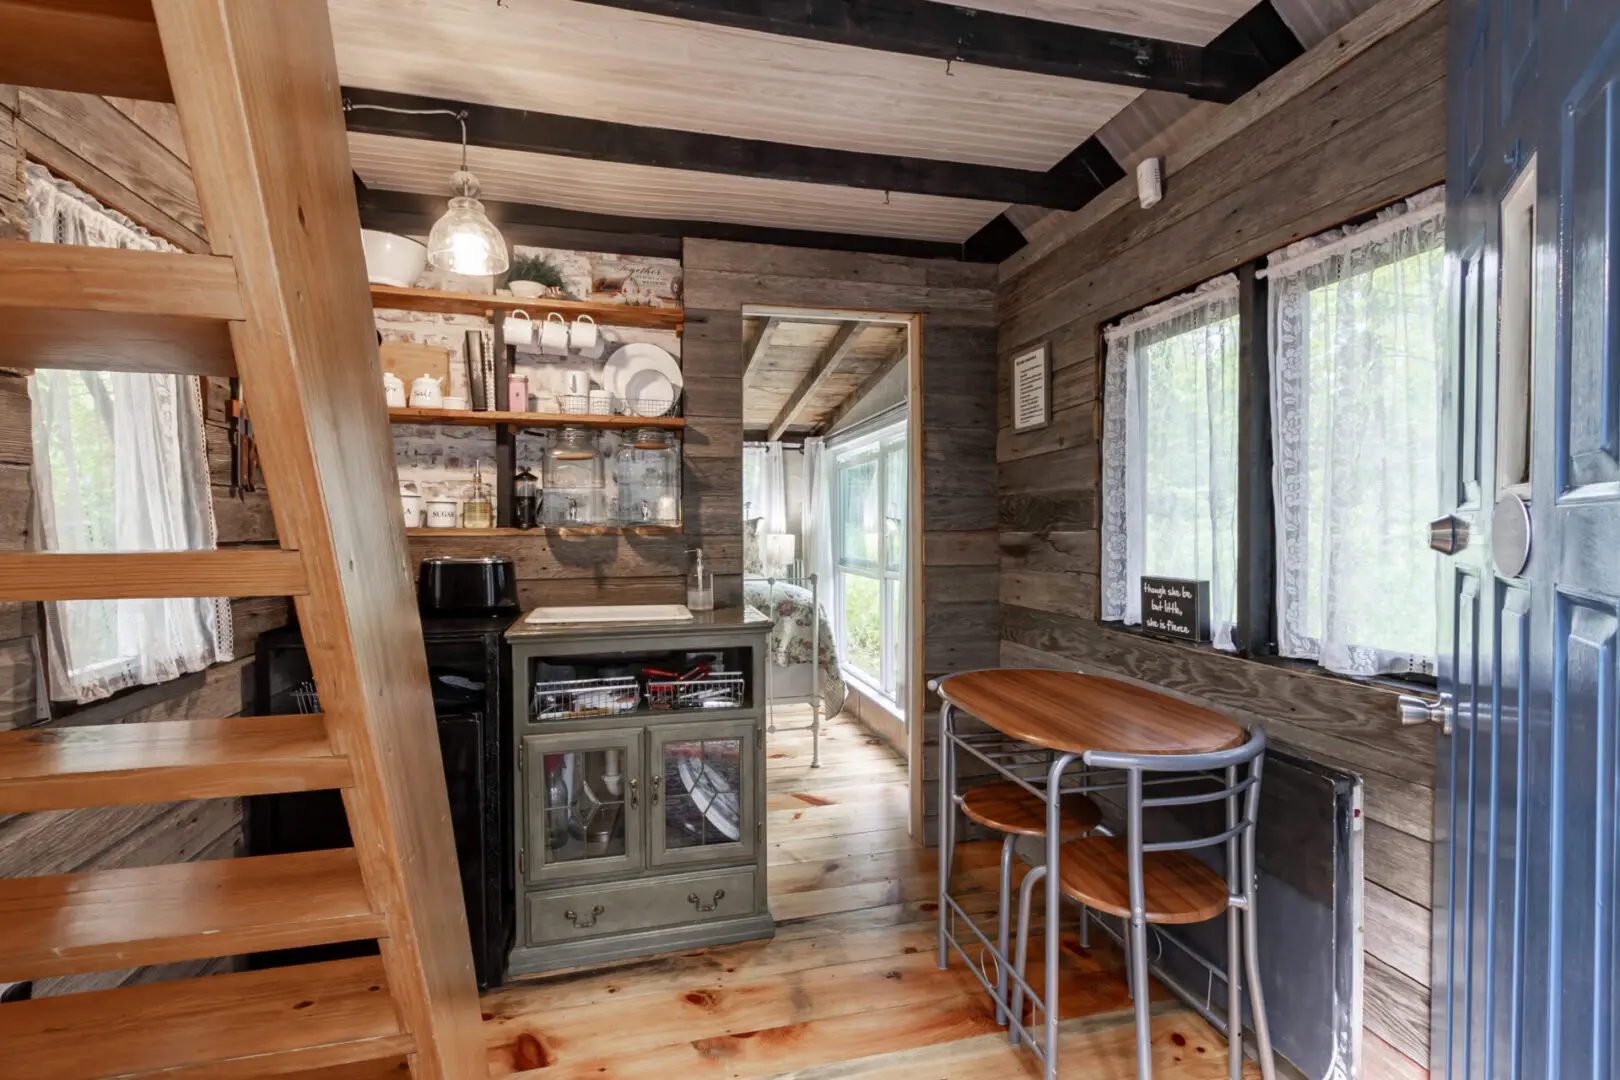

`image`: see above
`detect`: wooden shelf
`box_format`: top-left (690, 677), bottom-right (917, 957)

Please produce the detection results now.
top-left (407, 526), bottom-right (682, 538)
top-left (389, 407), bottom-right (685, 431)
top-left (371, 284), bottom-right (684, 330)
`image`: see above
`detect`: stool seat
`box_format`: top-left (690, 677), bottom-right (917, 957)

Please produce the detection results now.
top-left (960, 781), bottom-right (1101, 838)
top-left (1056, 836), bottom-right (1229, 925)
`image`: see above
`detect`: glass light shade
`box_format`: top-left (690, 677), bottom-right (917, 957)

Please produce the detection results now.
top-left (427, 171), bottom-right (508, 276)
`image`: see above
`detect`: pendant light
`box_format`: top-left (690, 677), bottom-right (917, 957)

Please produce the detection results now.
top-left (343, 99), bottom-right (509, 277)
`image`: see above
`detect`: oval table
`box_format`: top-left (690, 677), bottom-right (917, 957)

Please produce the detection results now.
top-left (932, 669), bottom-right (1258, 1080)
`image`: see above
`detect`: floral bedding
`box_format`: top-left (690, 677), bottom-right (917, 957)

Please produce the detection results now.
top-left (743, 577), bottom-right (847, 717)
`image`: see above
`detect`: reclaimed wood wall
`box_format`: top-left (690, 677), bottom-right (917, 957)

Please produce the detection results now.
top-left (681, 239), bottom-right (1001, 841)
top-left (994, 5), bottom-right (1447, 1074)
top-left (0, 86), bottom-right (288, 995)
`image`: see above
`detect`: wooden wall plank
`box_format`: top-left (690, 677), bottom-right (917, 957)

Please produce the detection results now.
top-left (1364, 955), bottom-right (1430, 1066)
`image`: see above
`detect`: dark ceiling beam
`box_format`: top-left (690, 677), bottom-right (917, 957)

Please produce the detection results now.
top-left (768, 322), bottom-right (863, 441)
top-left (356, 186), bottom-right (976, 262)
top-left (568, 0), bottom-right (1277, 102)
top-left (1210, 1), bottom-right (1305, 75)
top-left (342, 86), bottom-right (1103, 210)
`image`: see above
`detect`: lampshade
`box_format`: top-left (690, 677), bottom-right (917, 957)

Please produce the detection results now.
top-left (764, 532), bottom-right (796, 572)
top-left (427, 170), bottom-right (508, 276)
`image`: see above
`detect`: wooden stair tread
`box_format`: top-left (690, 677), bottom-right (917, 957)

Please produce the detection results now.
top-left (0, 242), bottom-right (241, 374)
top-left (0, 714), bottom-right (353, 813)
top-left (1057, 836), bottom-right (1231, 925)
top-left (0, 550), bottom-right (308, 602)
top-left (959, 781), bottom-right (1101, 838)
top-left (0, 955), bottom-right (413, 1080)
top-left (0, 848), bottom-right (385, 982)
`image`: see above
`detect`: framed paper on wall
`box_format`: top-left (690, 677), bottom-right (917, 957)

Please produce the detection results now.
top-left (1011, 344), bottom-right (1050, 431)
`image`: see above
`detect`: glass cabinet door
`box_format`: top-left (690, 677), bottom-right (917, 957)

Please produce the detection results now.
top-left (648, 719), bottom-right (757, 869)
top-left (522, 730), bottom-right (643, 885)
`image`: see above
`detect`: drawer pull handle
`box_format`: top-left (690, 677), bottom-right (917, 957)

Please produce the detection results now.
top-left (628, 777), bottom-right (638, 809)
top-left (651, 774), bottom-right (661, 806)
top-left (688, 889), bottom-right (725, 913)
top-left (563, 905), bottom-right (605, 929)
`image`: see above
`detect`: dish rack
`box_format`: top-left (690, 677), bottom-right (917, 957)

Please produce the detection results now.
top-left (531, 675), bottom-right (641, 720)
top-left (647, 672), bottom-right (746, 711)
top-left (292, 680), bottom-right (320, 713)
top-left (551, 394), bottom-right (681, 418)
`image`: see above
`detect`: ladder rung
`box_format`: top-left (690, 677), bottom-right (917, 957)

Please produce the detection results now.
top-left (0, 550), bottom-right (308, 601)
top-left (0, 848), bottom-right (385, 982)
top-left (0, 955), bottom-right (413, 1080)
top-left (0, 0), bottom-right (172, 103)
top-left (0, 242), bottom-right (241, 375)
top-left (0, 714), bottom-right (352, 813)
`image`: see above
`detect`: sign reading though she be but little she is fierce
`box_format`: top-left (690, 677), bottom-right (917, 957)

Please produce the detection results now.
top-left (1140, 577), bottom-right (1210, 642)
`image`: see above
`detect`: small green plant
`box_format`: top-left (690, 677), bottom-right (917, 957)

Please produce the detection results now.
top-left (506, 254), bottom-right (567, 291)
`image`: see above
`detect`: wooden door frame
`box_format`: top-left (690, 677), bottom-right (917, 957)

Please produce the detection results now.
top-left (740, 305), bottom-right (925, 843)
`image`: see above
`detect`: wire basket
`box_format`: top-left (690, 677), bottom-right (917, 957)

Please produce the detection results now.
top-left (531, 675), bottom-right (642, 720)
top-left (292, 680), bottom-right (320, 713)
top-left (614, 396), bottom-right (681, 419)
top-left (647, 672), bottom-right (745, 711)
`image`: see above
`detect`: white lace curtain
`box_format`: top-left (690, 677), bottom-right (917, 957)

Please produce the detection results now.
top-left (27, 165), bottom-right (232, 702)
top-left (1101, 275), bottom-right (1241, 650)
top-left (1264, 187), bottom-right (1445, 676)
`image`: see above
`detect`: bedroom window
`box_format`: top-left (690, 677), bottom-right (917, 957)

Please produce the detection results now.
top-left (831, 416), bottom-right (906, 707)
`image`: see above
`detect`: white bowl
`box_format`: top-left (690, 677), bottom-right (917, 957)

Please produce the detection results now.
top-left (361, 229), bottom-right (427, 288)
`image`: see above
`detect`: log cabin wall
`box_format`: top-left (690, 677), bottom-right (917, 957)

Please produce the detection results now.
top-left (681, 239), bottom-right (1000, 842)
top-left (0, 86), bottom-right (287, 995)
top-left (993, 5), bottom-right (1447, 1074)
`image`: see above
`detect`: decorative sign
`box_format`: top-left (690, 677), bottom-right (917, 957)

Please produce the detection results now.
top-left (1140, 577), bottom-right (1210, 642)
top-left (1011, 345), bottom-right (1050, 431)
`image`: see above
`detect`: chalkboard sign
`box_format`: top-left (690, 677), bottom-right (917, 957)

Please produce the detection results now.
top-left (1140, 577), bottom-right (1210, 642)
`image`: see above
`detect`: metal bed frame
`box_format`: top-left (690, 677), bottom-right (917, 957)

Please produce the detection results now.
top-left (745, 569), bottom-right (824, 768)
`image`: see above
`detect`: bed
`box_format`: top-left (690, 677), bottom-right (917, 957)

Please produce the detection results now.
top-left (743, 572), bottom-right (846, 767)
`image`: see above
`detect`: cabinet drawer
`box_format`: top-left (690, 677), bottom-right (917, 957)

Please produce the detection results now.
top-left (527, 868), bottom-right (756, 945)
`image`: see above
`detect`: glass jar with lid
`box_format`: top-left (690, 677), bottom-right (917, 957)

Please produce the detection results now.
top-left (542, 427), bottom-right (604, 525)
top-left (615, 428), bottom-right (681, 526)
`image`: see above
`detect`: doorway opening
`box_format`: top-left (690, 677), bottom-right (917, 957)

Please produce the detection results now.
top-left (739, 307), bottom-right (922, 832)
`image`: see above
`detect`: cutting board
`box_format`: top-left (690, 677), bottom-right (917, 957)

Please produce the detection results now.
top-left (379, 340), bottom-right (451, 386)
top-left (524, 604), bottom-right (694, 625)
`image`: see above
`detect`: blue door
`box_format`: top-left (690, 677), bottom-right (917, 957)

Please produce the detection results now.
top-left (1435, 0), bottom-right (1620, 1075)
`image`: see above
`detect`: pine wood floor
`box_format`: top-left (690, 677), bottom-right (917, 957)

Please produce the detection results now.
top-left (481, 707), bottom-right (1256, 1079)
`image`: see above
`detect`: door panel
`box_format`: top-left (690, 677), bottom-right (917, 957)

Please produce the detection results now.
top-left (522, 729), bottom-right (644, 886)
top-left (1440, 0), bottom-right (1620, 1076)
top-left (648, 719), bottom-right (758, 869)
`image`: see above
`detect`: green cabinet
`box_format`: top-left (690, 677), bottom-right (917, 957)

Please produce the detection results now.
top-left (506, 609), bottom-right (775, 977)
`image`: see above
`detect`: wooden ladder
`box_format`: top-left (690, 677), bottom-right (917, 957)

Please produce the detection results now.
top-left (0, 3), bottom-right (485, 1078)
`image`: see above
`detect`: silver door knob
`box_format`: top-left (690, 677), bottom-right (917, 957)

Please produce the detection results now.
top-left (1399, 692), bottom-right (1454, 735)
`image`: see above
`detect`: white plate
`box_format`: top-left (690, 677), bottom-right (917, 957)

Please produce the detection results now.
top-left (622, 368), bottom-right (674, 416)
top-left (603, 342), bottom-right (682, 400)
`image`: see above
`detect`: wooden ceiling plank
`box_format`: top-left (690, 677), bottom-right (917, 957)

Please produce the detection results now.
top-left (567, 0), bottom-right (1275, 102)
top-left (822, 340), bottom-right (908, 434)
top-left (358, 187), bottom-right (975, 262)
top-left (743, 317), bottom-right (782, 386)
top-left (342, 86), bottom-right (1104, 210)
top-left (768, 322), bottom-right (864, 441)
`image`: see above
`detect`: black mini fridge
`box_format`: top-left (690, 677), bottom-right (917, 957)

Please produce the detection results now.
top-left (248, 616), bottom-right (512, 989)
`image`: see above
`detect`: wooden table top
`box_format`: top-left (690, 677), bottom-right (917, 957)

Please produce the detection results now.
top-left (936, 669), bottom-right (1244, 757)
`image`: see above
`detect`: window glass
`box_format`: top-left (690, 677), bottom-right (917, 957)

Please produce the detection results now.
top-left (831, 418), bottom-right (906, 705)
top-left (837, 455), bottom-right (879, 569)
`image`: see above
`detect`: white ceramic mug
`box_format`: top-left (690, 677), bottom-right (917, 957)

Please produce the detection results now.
top-left (503, 309), bottom-right (535, 347)
top-left (588, 389), bottom-right (612, 415)
top-left (409, 374), bottom-right (443, 408)
top-left (442, 395), bottom-right (468, 411)
top-left (561, 366), bottom-right (591, 398)
top-left (570, 314), bottom-right (598, 354)
top-left (539, 312), bottom-right (569, 356)
top-left (383, 372), bottom-right (406, 408)
top-left (425, 500), bottom-right (458, 528)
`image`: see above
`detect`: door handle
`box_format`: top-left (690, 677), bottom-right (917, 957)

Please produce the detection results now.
top-left (628, 777), bottom-right (638, 810)
top-left (1428, 514), bottom-right (1470, 555)
top-left (1399, 692), bottom-right (1454, 736)
top-left (651, 774), bottom-right (661, 807)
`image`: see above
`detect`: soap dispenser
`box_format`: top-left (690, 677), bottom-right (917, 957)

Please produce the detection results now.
top-left (686, 547), bottom-right (714, 612)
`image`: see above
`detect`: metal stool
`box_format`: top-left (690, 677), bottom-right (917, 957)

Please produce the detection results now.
top-left (1017, 727), bottom-right (1276, 1080)
top-left (958, 780), bottom-right (1100, 1029)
